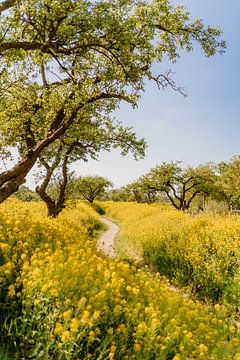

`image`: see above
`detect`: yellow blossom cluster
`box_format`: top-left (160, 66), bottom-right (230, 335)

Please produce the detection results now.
top-left (0, 199), bottom-right (239, 359)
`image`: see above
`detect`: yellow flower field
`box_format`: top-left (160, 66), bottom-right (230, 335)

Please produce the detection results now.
top-left (105, 202), bottom-right (240, 305)
top-left (0, 199), bottom-right (240, 359)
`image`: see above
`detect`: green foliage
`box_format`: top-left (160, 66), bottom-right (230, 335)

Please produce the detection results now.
top-left (13, 185), bottom-right (39, 202)
top-left (90, 201), bottom-right (106, 215)
top-left (219, 155), bottom-right (240, 209)
top-left (131, 162), bottom-right (220, 210)
top-left (0, 0), bottom-right (226, 202)
top-left (74, 175), bottom-right (113, 203)
top-left (0, 344), bottom-right (15, 360)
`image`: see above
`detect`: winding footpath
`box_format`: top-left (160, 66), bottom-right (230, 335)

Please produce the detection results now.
top-left (97, 217), bottom-right (120, 259)
top-left (97, 217), bottom-right (189, 299)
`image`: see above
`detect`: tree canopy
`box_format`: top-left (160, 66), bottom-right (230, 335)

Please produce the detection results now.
top-left (35, 116), bottom-right (145, 216)
top-left (219, 156), bottom-right (240, 209)
top-left (0, 0), bottom-right (225, 202)
top-left (74, 175), bottom-right (113, 203)
top-left (123, 162), bottom-right (219, 211)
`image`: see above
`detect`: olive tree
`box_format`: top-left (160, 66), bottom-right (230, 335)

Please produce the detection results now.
top-left (143, 162), bottom-right (217, 211)
top-left (35, 116), bottom-right (145, 217)
top-left (126, 177), bottom-right (159, 204)
top-left (74, 176), bottom-right (113, 203)
top-left (0, 0), bottom-right (225, 202)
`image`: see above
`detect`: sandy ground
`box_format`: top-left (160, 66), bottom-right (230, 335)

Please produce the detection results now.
top-left (97, 217), bottom-right (120, 259)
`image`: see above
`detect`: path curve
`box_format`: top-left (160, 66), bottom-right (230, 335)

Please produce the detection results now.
top-left (97, 217), bottom-right (190, 299)
top-left (97, 217), bottom-right (120, 259)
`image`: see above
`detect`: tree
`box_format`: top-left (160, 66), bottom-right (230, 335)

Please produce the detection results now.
top-left (126, 177), bottom-right (159, 204)
top-left (75, 176), bottom-right (113, 203)
top-left (219, 155), bottom-right (240, 209)
top-left (35, 116), bottom-right (145, 217)
top-left (0, 0), bottom-right (225, 202)
top-left (143, 162), bottom-right (217, 211)
top-left (107, 187), bottom-right (133, 202)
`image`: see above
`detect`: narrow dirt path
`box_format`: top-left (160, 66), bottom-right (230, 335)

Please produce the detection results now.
top-left (97, 217), bottom-right (120, 259)
top-left (97, 217), bottom-right (190, 300)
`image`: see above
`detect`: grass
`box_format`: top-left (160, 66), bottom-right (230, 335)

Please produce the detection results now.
top-left (0, 344), bottom-right (16, 360)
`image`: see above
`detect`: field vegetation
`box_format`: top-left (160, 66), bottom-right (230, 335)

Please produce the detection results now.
top-left (0, 200), bottom-right (239, 358)
top-left (105, 202), bottom-right (240, 309)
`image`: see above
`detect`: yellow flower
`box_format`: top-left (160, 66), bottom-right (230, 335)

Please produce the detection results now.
top-left (136, 322), bottom-right (148, 335)
top-left (63, 309), bottom-right (72, 320)
top-left (7, 284), bottom-right (15, 297)
top-left (70, 318), bottom-right (79, 332)
top-left (21, 253), bottom-right (27, 261)
top-left (61, 330), bottom-right (70, 343)
top-left (199, 344), bottom-right (208, 353)
top-left (93, 310), bottom-right (100, 320)
top-left (54, 323), bottom-right (64, 335)
top-left (113, 305), bottom-right (122, 315)
top-left (111, 345), bottom-right (116, 353)
top-left (173, 355), bottom-right (181, 360)
top-left (134, 343), bottom-right (141, 352)
top-left (107, 328), bottom-right (114, 335)
top-left (89, 330), bottom-right (95, 341)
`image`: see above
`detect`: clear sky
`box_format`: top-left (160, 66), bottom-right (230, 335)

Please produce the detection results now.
top-left (27, 1), bottom-right (240, 189)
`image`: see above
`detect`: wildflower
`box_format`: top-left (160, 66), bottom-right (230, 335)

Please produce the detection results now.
top-left (70, 318), bottom-right (79, 332)
top-left (113, 305), bottom-right (122, 315)
top-left (136, 322), bottom-right (148, 335)
top-left (63, 309), bottom-right (72, 320)
top-left (93, 310), bottom-right (100, 320)
top-left (173, 355), bottom-right (181, 360)
top-left (54, 323), bottom-right (64, 335)
top-left (134, 343), bottom-right (141, 352)
top-left (199, 344), bottom-right (208, 352)
top-left (89, 330), bottom-right (95, 341)
top-left (107, 328), bottom-right (114, 335)
top-left (61, 330), bottom-right (70, 343)
top-left (8, 284), bottom-right (15, 297)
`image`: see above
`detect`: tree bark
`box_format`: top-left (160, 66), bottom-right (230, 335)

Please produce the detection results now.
top-left (36, 152), bottom-right (71, 218)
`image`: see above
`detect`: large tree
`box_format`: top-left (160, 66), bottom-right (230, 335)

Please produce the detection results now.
top-left (143, 162), bottom-right (217, 211)
top-left (35, 116), bottom-right (145, 217)
top-left (74, 175), bottom-right (113, 203)
top-left (0, 0), bottom-right (225, 202)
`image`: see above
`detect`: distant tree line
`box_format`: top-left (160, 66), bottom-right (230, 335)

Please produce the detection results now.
top-left (15, 155), bottom-right (240, 215)
top-left (106, 156), bottom-right (240, 211)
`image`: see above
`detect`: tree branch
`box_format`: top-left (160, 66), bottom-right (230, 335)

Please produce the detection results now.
top-left (185, 190), bottom-right (202, 209)
top-left (150, 70), bottom-right (187, 97)
top-left (0, 0), bottom-right (17, 13)
top-left (164, 190), bottom-right (179, 210)
top-left (166, 180), bottom-right (181, 202)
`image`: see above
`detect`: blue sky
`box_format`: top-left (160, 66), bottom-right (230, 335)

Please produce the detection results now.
top-left (27, 1), bottom-right (240, 188)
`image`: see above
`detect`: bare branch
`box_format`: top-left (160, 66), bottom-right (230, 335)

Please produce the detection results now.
top-left (150, 70), bottom-right (188, 97)
top-left (0, 0), bottom-right (17, 14)
top-left (40, 64), bottom-right (48, 87)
